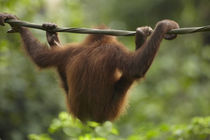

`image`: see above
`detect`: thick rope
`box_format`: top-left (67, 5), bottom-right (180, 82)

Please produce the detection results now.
top-left (5, 19), bottom-right (210, 36)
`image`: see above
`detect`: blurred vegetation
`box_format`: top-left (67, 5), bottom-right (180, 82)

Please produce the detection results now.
top-left (0, 0), bottom-right (210, 140)
top-left (28, 112), bottom-right (210, 140)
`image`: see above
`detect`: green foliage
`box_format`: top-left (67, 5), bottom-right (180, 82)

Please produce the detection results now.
top-left (29, 134), bottom-right (52, 140)
top-left (1, 0), bottom-right (210, 140)
top-left (133, 116), bottom-right (210, 140)
top-left (28, 113), bottom-right (210, 140)
top-left (171, 117), bottom-right (210, 140)
top-left (28, 112), bottom-right (119, 140)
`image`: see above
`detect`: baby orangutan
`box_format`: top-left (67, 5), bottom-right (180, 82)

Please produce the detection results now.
top-left (0, 13), bottom-right (179, 123)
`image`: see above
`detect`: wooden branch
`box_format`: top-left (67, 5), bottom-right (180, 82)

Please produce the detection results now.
top-left (5, 19), bottom-right (210, 36)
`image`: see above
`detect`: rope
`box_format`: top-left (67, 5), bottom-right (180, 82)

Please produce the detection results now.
top-left (5, 19), bottom-right (210, 36)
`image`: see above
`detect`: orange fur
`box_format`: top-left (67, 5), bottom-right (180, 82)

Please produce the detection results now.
top-left (18, 20), bottom-right (179, 123)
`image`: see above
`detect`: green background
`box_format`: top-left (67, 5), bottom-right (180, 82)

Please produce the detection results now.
top-left (0, 0), bottom-right (210, 139)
